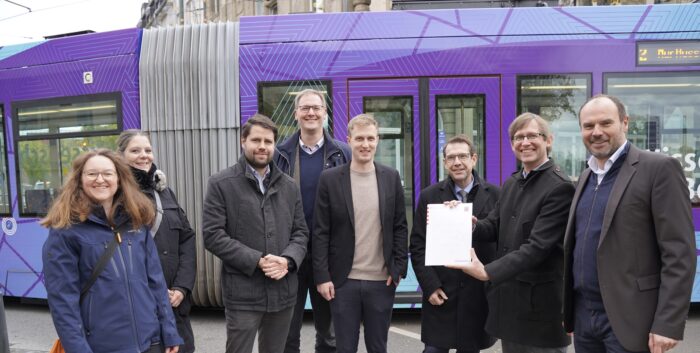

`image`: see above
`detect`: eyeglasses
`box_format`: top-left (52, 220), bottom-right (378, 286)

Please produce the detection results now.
top-left (297, 105), bottom-right (324, 113)
top-left (444, 154), bottom-right (472, 164)
top-left (83, 170), bottom-right (117, 181)
top-left (512, 133), bottom-right (545, 142)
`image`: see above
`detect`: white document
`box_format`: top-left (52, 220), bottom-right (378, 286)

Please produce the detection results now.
top-left (425, 203), bottom-right (472, 266)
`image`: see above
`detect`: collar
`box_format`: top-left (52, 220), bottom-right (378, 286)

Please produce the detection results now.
top-left (245, 161), bottom-right (270, 179)
top-left (299, 135), bottom-right (325, 154)
top-left (522, 158), bottom-right (550, 178)
top-left (588, 140), bottom-right (629, 175)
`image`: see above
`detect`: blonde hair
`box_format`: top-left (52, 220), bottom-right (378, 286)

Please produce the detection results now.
top-left (41, 149), bottom-right (155, 229)
top-left (347, 114), bottom-right (379, 136)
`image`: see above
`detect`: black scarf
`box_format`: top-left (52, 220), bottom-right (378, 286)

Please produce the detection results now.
top-left (131, 164), bottom-right (158, 192)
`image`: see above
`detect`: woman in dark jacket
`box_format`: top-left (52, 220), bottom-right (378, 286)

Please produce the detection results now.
top-left (42, 149), bottom-right (182, 353)
top-left (117, 130), bottom-right (197, 353)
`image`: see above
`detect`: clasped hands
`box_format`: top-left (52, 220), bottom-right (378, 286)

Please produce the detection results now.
top-left (258, 254), bottom-right (288, 280)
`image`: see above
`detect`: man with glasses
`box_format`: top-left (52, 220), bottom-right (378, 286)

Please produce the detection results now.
top-left (275, 89), bottom-right (350, 353)
top-left (410, 135), bottom-right (499, 353)
top-left (563, 95), bottom-right (695, 353)
top-left (449, 113), bottom-right (574, 353)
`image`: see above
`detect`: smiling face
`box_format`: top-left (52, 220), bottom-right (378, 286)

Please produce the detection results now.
top-left (122, 135), bottom-right (154, 171)
top-left (579, 97), bottom-right (629, 167)
top-left (511, 119), bottom-right (552, 172)
top-left (444, 142), bottom-right (477, 188)
top-left (347, 123), bottom-right (378, 166)
top-left (81, 155), bottom-right (119, 210)
top-left (241, 124), bottom-right (275, 172)
top-left (294, 93), bottom-right (327, 133)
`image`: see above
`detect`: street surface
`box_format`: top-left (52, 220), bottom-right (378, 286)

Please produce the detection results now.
top-left (4, 299), bottom-right (700, 352)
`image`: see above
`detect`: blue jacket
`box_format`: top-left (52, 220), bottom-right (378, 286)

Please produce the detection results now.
top-left (273, 129), bottom-right (351, 176)
top-left (42, 208), bottom-right (183, 353)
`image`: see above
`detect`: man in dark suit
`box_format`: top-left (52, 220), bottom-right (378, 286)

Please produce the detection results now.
top-left (448, 113), bottom-right (573, 353)
top-left (410, 135), bottom-right (499, 353)
top-left (313, 114), bottom-right (408, 353)
top-left (563, 94), bottom-right (696, 353)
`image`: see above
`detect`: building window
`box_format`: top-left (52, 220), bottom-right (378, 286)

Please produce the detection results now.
top-left (13, 93), bottom-right (122, 216)
top-left (517, 74), bottom-right (591, 180)
top-left (606, 72), bottom-right (700, 205)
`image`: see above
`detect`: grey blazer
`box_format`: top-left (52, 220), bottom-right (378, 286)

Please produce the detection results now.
top-left (563, 144), bottom-right (696, 351)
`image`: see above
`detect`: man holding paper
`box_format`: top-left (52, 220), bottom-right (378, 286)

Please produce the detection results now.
top-left (410, 135), bottom-right (499, 353)
top-left (448, 113), bottom-right (574, 353)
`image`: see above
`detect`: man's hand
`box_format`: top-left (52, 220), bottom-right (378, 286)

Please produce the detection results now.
top-left (445, 248), bottom-right (489, 281)
top-left (261, 254), bottom-right (289, 280)
top-left (165, 346), bottom-right (179, 353)
top-left (649, 333), bottom-right (678, 353)
top-left (317, 281), bottom-right (335, 301)
top-left (443, 200), bottom-right (460, 208)
top-left (386, 276), bottom-right (400, 287)
top-left (168, 289), bottom-right (184, 307)
top-left (428, 288), bottom-right (448, 306)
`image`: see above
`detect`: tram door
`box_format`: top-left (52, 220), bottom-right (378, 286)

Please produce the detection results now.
top-left (347, 77), bottom-right (500, 305)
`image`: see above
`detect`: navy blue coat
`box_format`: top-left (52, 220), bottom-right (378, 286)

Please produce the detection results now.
top-left (42, 208), bottom-right (182, 353)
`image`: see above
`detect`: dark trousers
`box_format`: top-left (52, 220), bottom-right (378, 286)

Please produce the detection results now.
top-left (423, 345), bottom-right (478, 353)
top-left (574, 299), bottom-right (645, 353)
top-left (285, 259), bottom-right (336, 353)
top-left (330, 279), bottom-right (396, 353)
top-left (224, 306), bottom-right (295, 353)
top-left (500, 340), bottom-right (567, 353)
top-left (143, 343), bottom-right (165, 353)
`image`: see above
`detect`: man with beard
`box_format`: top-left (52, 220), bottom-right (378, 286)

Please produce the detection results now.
top-left (410, 135), bottom-right (499, 353)
top-left (563, 95), bottom-right (695, 353)
top-left (203, 114), bottom-right (309, 353)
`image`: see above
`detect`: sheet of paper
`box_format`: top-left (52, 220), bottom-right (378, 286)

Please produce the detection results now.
top-left (425, 203), bottom-right (472, 266)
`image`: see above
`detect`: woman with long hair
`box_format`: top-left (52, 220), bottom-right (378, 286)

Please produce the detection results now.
top-left (117, 130), bottom-right (196, 353)
top-left (42, 149), bottom-right (182, 353)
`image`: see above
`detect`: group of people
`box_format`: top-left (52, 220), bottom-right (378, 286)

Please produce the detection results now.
top-left (39, 89), bottom-right (695, 353)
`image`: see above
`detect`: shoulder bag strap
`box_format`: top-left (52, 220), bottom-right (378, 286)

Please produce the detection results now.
top-left (150, 191), bottom-right (163, 237)
top-left (79, 230), bottom-right (121, 303)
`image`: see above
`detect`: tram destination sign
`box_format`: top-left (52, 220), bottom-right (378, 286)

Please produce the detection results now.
top-left (637, 41), bottom-right (700, 66)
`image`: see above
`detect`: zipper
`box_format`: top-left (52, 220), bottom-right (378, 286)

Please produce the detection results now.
top-left (85, 294), bottom-right (93, 336)
top-left (115, 234), bottom-right (141, 350)
top-left (127, 240), bottom-right (134, 274)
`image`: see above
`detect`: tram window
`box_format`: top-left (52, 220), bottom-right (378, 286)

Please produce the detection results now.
top-left (436, 95), bottom-right (486, 180)
top-left (258, 81), bottom-right (332, 142)
top-left (0, 105), bottom-right (10, 215)
top-left (606, 72), bottom-right (700, 205)
top-left (14, 94), bottom-right (121, 216)
top-left (363, 96), bottom-right (414, 230)
top-left (518, 74), bottom-right (591, 180)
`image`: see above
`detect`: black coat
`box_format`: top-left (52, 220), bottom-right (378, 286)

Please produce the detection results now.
top-left (313, 162), bottom-right (408, 287)
top-left (409, 174), bottom-right (499, 351)
top-left (475, 160), bottom-right (574, 348)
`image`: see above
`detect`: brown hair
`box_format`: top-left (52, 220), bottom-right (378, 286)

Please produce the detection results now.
top-left (294, 89), bottom-right (326, 108)
top-left (442, 134), bottom-right (477, 158)
top-left (508, 112), bottom-right (552, 154)
top-left (41, 149), bottom-right (155, 229)
top-left (116, 129), bottom-right (150, 154)
top-left (578, 94), bottom-right (627, 123)
top-left (241, 114), bottom-right (278, 141)
top-left (347, 114), bottom-right (379, 136)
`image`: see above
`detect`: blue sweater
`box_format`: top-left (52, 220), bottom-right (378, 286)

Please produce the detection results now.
top-left (299, 145), bottom-right (325, 236)
top-left (573, 146), bottom-right (629, 310)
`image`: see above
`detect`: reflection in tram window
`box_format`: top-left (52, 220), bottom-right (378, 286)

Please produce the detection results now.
top-left (0, 106), bottom-right (9, 214)
top-left (258, 81), bottom-right (332, 142)
top-left (606, 73), bottom-right (700, 205)
top-left (14, 94), bottom-right (122, 216)
top-left (518, 74), bottom-right (591, 181)
top-left (363, 96), bottom-right (414, 229)
top-left (436, 95), bottom-right (486, 181)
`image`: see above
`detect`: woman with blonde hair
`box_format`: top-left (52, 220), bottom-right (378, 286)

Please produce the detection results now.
top-left (42, 148), bottom-right (182, 353)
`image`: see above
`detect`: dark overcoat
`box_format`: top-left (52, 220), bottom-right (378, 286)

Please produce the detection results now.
top-left (409, 174), bottom-right (499, 351)
top-left (475, 160), bottom-right (574, 348)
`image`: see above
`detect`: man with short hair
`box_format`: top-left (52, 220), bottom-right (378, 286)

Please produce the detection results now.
top-left (449, 113), bottom-right (574, 353)
top-left (410, 135), bottom-right (499, 353)
top-left (275, 89), bottom-right (350, 353)
top-left (203, 114), bottom-right (309, 353)
top-left (563, 94), bottom-right (696, 353)
top-left (313, 114), bottom-right (408, 353)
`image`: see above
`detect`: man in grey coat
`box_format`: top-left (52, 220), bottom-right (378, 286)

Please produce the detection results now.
top-left (203, 114), bottom-right (309, 353)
